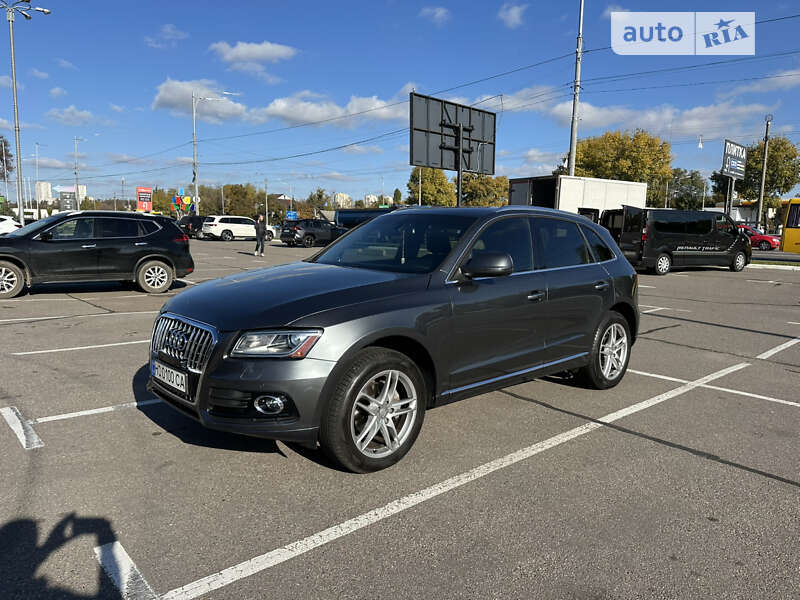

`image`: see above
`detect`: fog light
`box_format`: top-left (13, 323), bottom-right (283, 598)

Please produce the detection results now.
top-left (254, 395), bottom-right (285, 415)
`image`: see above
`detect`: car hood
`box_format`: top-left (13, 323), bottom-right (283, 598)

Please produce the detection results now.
top-left (163, 261), bottom-right (427, 331)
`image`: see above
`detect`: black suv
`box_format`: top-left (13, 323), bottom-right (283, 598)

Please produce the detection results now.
top-left (0, 211), bottom-right (194, 298)
top-left (280, 218), bottom-right (347, 247)
top-left (149, 207), bottom-right (638, 472)
top-left (178, 215), bottom-right (208, 239)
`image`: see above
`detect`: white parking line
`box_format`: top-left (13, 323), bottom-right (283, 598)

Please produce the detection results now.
top-left (160, 363), bottom-right (748, 600)
top-left (0, 406), bottom-right (44, 449)
top-left (1, 294), bottom-right (175, 303)
top-left (641, 307), bottom-right (666, 314)
top-left (639, 285), bottom-right (656, 289)
top-left (746, 279), bottom-right (792, 285)
top-left (788, 322), bottom-right (800, 325)
top-left (178, 279), bottom-right (197, 285)
top-left (33, 399), bottom-right (161, 423)
top-left (629, 369), bottom-right (800, 409)
top-left (0, 310), bottom-right (157, 324)
top-left (94, 541), bottom-right (158, 600)
top-left (639, 304), bottom-right (691, 314)
top-left (756, 338), bottom-right (800, 360)
top-left (12, 340), bottom-right (150, 356)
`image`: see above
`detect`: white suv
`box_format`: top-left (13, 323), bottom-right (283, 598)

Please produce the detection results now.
top-left (0, 215), bottom-right (22, 235)
top-left (201, 215), bottom-right (258, 241)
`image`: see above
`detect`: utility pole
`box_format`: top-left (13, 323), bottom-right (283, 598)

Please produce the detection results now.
top-left (191, 91), bottom-right (200, 216)
top-left (418, 167), bottom-right (422, 206)
top-left (665, 179), bottom-right (669, 208)
top-left (34, 141), bottom-right (40, 217)
top-left (220, 184), bottom-right (225, 215)
top-left (756, 114), bottom-right (773, 229)
top-left (7, 6), bottom-right (23, 224)
top-left (264, 178), bottom-right (269, 225)
top-left (73, 136), bottom-right (84, 209)
top-left (567, 0), bottom-right (585, 177)
top-left (456, 123), bottom-right (463, 206)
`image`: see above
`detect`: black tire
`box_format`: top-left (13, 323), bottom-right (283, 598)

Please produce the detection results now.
top-left (0, 260), bottom-right (26, 299)
top-left (266, 231), bottom-right (274, 242)
top-left (319, 348), bottom-right (427, 473)
top-left (302, 234), bottom-right (315, 248)
top-left (730, 251), bottom-right (747, 272)
top-left (576, 311), bottom-right (631, 390)
top-left (137, 260), bottom-right (173, 294)
top-left (653, 253), bottom-right (671, 275)
top-left (286, 241), bottom-right (295, 247)
top-left (221, 230), bottom-right (234, 242)
top-left (758, 241), bottom-right (770, 251)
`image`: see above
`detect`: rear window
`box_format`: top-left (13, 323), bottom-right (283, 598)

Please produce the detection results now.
top-left (139, 221), bottom-right (159, 236)
top-left (533, 218), bottom-right (592, 269)
top-left (98, 218), bottom-right (139, 238)
top-left (581, 225), bottom-right (615, 262)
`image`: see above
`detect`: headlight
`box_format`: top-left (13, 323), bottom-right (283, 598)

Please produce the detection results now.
top-left (231, 330), bottom-right (322, 358)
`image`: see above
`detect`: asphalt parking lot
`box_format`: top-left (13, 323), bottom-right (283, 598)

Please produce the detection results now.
top-left (1, 238), bottom-right (798, 600)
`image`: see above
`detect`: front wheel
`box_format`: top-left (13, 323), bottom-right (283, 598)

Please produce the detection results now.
top-left (137, 260), bottom-right (173, 293)
top-left (730, 251), bottom-right (746, 272)
top-left (577, 312), bottom-right (631, 390)
top-left (221, 230), bottom-right (234, 242)
top-left (653, 253), bottom-right (671, 276)
top-left (0, 261), bottom-right (26, 299)
top-left (320, 348), bottom-right (426, 473)
top-left (302, 234), bottom-right (315, 248)
top-left (266, 231), bottom-right (274, 242)
top-left (758, 241), bottom-right (770, 251)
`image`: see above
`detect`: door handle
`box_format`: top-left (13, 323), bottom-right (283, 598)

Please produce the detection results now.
top-left (594, 281), bottom-right (609, 290)
top-left (527, 290), bottom-right (545, 302)
top-left (134, 242), bottom-right (148, 246)
top-left (81, 244), bottom-right (96, 249)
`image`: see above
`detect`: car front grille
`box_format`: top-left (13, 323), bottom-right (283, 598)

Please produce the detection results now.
top-left (151, 314), bottom-right (216, 373)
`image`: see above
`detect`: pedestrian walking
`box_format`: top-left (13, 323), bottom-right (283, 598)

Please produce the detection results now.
top-left (254, 214), bottom-right (267, 257)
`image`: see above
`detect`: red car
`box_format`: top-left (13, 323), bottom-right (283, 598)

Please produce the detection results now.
top-left (738, 224), bottom-right (781, 251)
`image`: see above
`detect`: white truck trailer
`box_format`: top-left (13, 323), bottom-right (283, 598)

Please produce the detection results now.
top-left (508, 175), bottom-right (647, 222)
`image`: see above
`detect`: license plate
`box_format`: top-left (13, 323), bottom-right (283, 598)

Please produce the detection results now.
top-left (152, 360), bottom-right (187, 394)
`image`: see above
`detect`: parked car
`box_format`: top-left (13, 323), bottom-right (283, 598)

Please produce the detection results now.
top-left (280, 218), bottom-right (347, 247)
top-left (334, 207), bottom-right (395, 229)
top-left (600, 206), bottom-right (751, 275)
top-left (0, 211), bottom-right (194, 299)
top-left (202, 215), bottom-right (264, 241)
top-left (737, 224), bottom-right (781, 251)
top-left (148, 206), bottom-right (638, 472)
top-left (0, 215), bottom-right (22, 235)
top-left (178, 215), bottom-right (210, 239)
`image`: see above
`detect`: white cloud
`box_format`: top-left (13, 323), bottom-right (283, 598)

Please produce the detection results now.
top-left (172, 156), bottom-right (194, 165)
top-left (46, 105), bottom-right (94, 126)
top-left (343, 144), bottom-right (384, 155)
top-left (151, 78), bottom-right (248, 124)
top-left (56, 58), bottom-right (77, 70)
top-left (229, 62), bottom-right (282, 84)
top-left (602, 4), bottom-right (629, 19)
top-left (145, 24), bottom-right (189, 49)
top-left (49, 86), bottom-right (67, 98)
top-left (524, 148), bottom-right (563, 164)
top-left (298, 171), bottom-right (360, 182)
top-left (31, 157), bottom-right (70, 169)
top-left (498, 3), bottom-right (529, 29)
top-left (209, 40), bottom-right (296, 84)
top-left (108, 153), bottom-right (151, 165)
top-left (31, 68), bottom-right (49, 79)
top-left (0, 118), bottom-right (43, 130)
top-left (110, 103), bottom-right (125, 113)
top-left (721, 68), bottom-right (800, 98)
top-left (0, 75), bottom-right (10, 88)
top-left (419, 6), bottom-right (451, 26)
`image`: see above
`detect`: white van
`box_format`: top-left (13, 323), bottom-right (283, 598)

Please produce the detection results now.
top-left (201, 215), bottom-right (259, 241)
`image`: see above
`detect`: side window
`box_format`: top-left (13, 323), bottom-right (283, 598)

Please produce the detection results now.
top-left (785, 204), bottom-right (800, 228)
top-left (532, 218), bottom-right (591, 269)
top-left (50, 218), bottom-right (95, 240)
top-left (715, 214), bottom-right (735, 236)
top-left (686, 216), bottom-right (713, 235)
top-left (468, 217), bottom-right (533, 273)
top-left (138, 221), bottom-right (159, 236)
top-left (243, 218), bottom-right (256, 226)
top-left (581, 226), bottom-right (615, 262)
top-left (99, 218), bottom-right (139, 238)
top-left (653, 212), bottom-right (686, 234)
top-left (220, 217), bottom-right (233, 224)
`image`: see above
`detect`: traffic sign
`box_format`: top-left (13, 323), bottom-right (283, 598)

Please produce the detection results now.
top-left (286, 211), bottom-right (298, 220)
top-left (721, 139), bottom-right (746, 180)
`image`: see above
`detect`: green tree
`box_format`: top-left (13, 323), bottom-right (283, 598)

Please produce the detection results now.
top-left (460, 173), bottom-right (509, 206)
top-left (354, 199), bottom-right (365, 208)
top-left (306, 187), bottom-right (330, 212)
top-left (556, 129), bottom-right (673, 207)
top-left (0, 135), bottom-right (12, 181)
top-left (666, 168), bottom-right (707, 210)
top-left (406, 167), bottom-right (456, 206)
top-left (393, 187), bottom-right (402, 205)
top-left (711, 136), bottom-right (800, 228)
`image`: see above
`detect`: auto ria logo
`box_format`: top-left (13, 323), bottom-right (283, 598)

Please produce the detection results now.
top-left (611, 12), bottom-right (755, 55)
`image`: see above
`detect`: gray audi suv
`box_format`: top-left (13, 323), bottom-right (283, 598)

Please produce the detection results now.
top-left (148, 206), bottom-right (639, 472)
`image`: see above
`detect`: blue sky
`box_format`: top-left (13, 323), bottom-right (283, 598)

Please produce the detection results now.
top-left (2, 0), bottom-right (800, 203)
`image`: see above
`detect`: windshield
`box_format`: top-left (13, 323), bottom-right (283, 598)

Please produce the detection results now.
top-left (314, 213), bottom-right (478, 274)
top-left (6, 214), bottom-right (64, 238)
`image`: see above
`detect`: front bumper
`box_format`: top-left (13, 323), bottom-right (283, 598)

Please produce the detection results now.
top-left (148, 343), bottom-right (336, 443)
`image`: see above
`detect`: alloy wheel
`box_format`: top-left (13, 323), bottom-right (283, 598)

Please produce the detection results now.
top-left (735, 253), bottom-right (746, 270)
top-left (599, 323), bottom-right (628, 380)
top-left (350, 370), bottom-right (418, 459)
top-left (656, 255), bottom-right (670, 274)
top-left (144, 265), bottom-right (168, 289)
top-left (0, 267), bottom-right (18, 294)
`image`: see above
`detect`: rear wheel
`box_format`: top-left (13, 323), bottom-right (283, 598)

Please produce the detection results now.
top-left (653, 253), bottom-right (671, 275)
top-left (137, 260), bottom-right (173, 293)
top-left (221, 230), bottom-right (234, 242)
top-left (758, 241), bottom-right (770, 251)
top-left (730, 251), bottom-right (746, 272)
top-left (0, 261), bottom-right (25, 299)
top-left (266, 231), bottom-right (274, 242)
top-left (302, 234), bottom-right (315, 248)
top-left (577, 312), bottom-right (631, 390)
top-left (320, 348), bottom-right (426, 473)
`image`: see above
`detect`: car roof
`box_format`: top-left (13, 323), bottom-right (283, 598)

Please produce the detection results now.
top-left (394, 205), bottom-right (597, 224)
top-left (54, 210), bottom-right (161, 219)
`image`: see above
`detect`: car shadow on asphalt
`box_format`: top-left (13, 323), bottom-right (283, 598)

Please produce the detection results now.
top-left (0, 513), bottom-right (122, 599)
top-left (25, 280), bottom-right (190, 297)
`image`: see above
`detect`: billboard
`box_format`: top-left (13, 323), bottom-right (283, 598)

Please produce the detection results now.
top-left (410, 92), bottom-right (496, 175)
top-left (59, 191), bottom-right (77, 211)
top-left (721, 139), bottom-right (746, 180)
top-left (136, 186), bottom-right (153, 212)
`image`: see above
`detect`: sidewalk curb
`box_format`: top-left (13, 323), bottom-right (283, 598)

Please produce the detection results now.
top-left (748, 263), bottom-right (800, 271)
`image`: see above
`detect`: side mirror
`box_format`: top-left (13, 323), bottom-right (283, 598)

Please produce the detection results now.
top-left (38, 231), bottom-right (53, 241)
top-left (461, 251), bottom-right (514, 278)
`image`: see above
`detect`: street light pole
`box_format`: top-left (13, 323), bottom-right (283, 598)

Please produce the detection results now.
top-left (73, 136), bottom-right (85, 209)
top-left (192, 91), bottom-right (199, 216)
top-left (756, 114), bottom-right (773, 229)
top-left (567, 0), bottom-right (585, 177)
